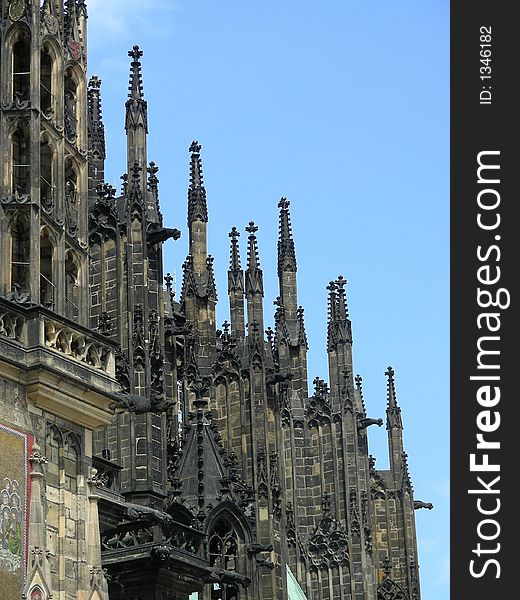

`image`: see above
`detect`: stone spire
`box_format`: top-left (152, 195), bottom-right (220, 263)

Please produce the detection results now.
top-left (87, 75), bottom-right (106, 208)
top-left (187, 141), bottom-right (208, 224)
top-left (385, 366), bottom-right (404, 475)
top-left (327, 277), bottom-right (354, 407)
top-left (128, 44), bottom-right (145, 102)
top-left (125, 46), bottom-right (148, 191)
top-left (277, 197), bottom-right (297, 276)
top-left (245, 221), bottom-right (264, 336)
top-left (187, 142), bottom-right (209, 275)
top-left (228, 227), bottom-right (245, 339)
top-left (87, 75), bottom-right (106, 159)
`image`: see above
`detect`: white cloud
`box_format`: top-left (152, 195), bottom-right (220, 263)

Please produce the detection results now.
top-left (87, 0), bottom-right (177, 39)
top-left (437, 555), bottom-right (450, 585)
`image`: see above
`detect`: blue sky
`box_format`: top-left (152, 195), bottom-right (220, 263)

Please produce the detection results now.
top-left (87, 1), bottom-right (449, 598)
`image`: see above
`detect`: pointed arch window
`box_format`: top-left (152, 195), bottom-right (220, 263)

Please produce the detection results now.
top-left (40, 138), bottom-right (54, 211)
top-left (10, 213), bottom-right (30, 293)
top-left (40, 48), bottom-right (53, 116)
top-left (40, 229), bottom-right (54, 309)
top-left (64, 73), bottom-right (78, 141)
top-left (209, 518), bottom-right (241, 600)
top-left (12, 123), bottom-right (30, 195)
top-left (12, 33), bottom-right (30, 102)
top-left (65, 250), bottom-right (80, 320)
top-left (65, 160), bottom-right (78, 236)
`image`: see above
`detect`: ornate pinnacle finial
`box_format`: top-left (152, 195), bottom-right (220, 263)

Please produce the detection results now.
top-left (130, 162), bottom-right (142, 182)
top-left (128, 45), bottom-right (144, 100)
top-left (278, 197), bottom-right (290, 210)
top-left (188, 142), bottom-right (208, 224)
top-left (89, 75), bottom-right (101, 90)
top-left (222, 320), bottom-right (230, 337)
top-left (120, 173), bottom-right (128, 196)
top-left (335, 275), bottom-right (349, 319)
top-left (385, 366), bottom-right (397, 408)
top-left (277, 196), bottom-right (296, 275)
top-left (228, 227), bottom-right (242, 271)
top-left (88, 76), bottom-right (106, 159)
top-left (327, 276), bottom-right (351, 351)
top-left (385, 366), bottom-right (403, 429)
top-left (190, 140), bottom-right (201, 154)
top-left (147, 161), bottom-right (159, 196)
top-left (246, 221), bottom-right (260, 270)
top-left (246, 221), bottom-right (258, 235)
top-left (147, 161), bottom-right (159, 179)
top-left (165, 273), bottom-right (175, 303)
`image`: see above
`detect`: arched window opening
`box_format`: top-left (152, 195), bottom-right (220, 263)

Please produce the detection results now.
top-left (209, 518), bottom-right (241, 600)
top-left (64, 74), bottom-right (77, 141)
top-left (12, 34), bottom-right (30, 102)
top-left (40, 48), bottom-right (52, 116)
top-left (40, 230), bottom-right (54, 309)
top-left (40, 138), bottom-right (54, 211)
top-left (63, 433), bottom-right (80, 494)
top-left (12, 124), bottom-right (30, 195)
top-left (10, 214), bottom-right (30, 293)
top-left (65, 251), bottom-right (79, 320)
top-left (65, 160), bottom-right (78, 236)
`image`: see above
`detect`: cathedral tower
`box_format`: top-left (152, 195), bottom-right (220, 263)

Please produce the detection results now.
top-left (0, 3), bottom-right (430, 600)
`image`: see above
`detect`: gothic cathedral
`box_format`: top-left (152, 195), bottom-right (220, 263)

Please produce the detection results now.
top-left (0, 2), bottom-right (430, 599)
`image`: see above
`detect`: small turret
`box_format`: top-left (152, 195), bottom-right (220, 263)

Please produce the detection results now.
top-left (385, 366), bottom-right (405, 476)
top-left (228, 227), bottom-right (245, 339)
top-left (245, 221), bottom-right (264, 337)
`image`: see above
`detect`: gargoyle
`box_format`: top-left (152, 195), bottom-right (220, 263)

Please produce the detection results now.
top-left (266, 372), bottom-right (294, 386)
top-left (147, 227), bottom-right (181, 247)
top-left (255, 557), bottom-right (275, 569)
top-left (413, 500), bottom-right (433, 510)
top-left (247, 543), bottom-right (273, 555)
top-left (124, 501), bottom-right (173, 524)
top-left (357, 417), bottom-right (384, 430)
top-left (116, 393), bottom-right (174, 415)
top-left (203, 567), bottom-right (251, 588)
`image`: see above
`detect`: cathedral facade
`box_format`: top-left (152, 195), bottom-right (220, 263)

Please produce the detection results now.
top-left (0, 2), bottom-right (429, 599)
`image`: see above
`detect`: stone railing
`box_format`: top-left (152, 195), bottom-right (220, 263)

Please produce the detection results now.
top-left (101, 518), bottom-right (204, 556)
top-left (0, 298), bottom-right (116, 378)
top-left (0, 309), bottom-right (25, 343)
top-left (43, 318), bottom-right (115, 376)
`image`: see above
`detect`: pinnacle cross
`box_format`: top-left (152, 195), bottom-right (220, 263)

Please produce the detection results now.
top-left (130, 162), bottom-right (142, 182)
top-left (245, 221), bottom-right (259, 235)
top-left (128, 45), bottom-right (144, 100)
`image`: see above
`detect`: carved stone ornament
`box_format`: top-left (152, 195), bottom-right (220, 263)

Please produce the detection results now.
top-left (306, 496), bottom-right (349, 571)
top-left (43, 13), bottom-right (59, 35)
top-left (68, 40), bottom-right (82, 61)
top-left (377, 577), bottom-right (408, 600)
top-left (9, 0), bottom-right (25, 21)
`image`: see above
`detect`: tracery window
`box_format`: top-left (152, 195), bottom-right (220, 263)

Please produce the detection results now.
top-left (65, 251), bottom-right (79, 320)
top-left (40, 49), bottom-right (52, 115)
top-left (12, 34), bottom-right (30, 102)
top-left (40, 229), bottom-right (54, 309)
top-left (40, 137), bottom-right (54, 211)
top-left (10, 214), bottom-right (30, 292)
top-left (64, 74), bottom-right (77, 141)
top-left (12, 123), bottom-right (30, 195)
top-left (65, 160), bottom-right (78, 236)
top-left (209, 518), bottom-right (240, 600)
